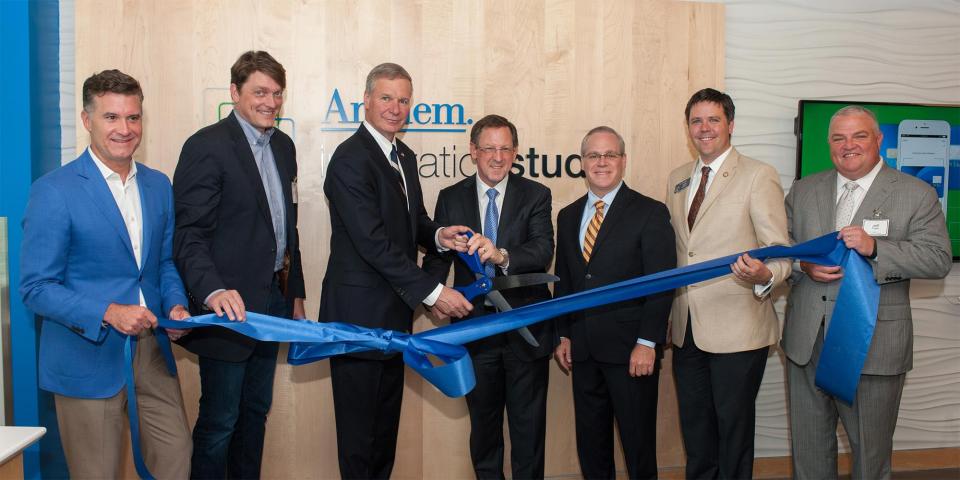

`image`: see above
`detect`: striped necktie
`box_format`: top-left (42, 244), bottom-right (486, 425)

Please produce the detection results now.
top-left (582, 200), bottom-right (605, 263)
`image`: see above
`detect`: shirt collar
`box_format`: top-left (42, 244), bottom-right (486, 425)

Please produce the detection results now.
top-left (477, 174), bottom-right (509, 199)
top-left (695, 146), bottom-right (733, 175)
top-left (587, 180), bottom-right (624, 208)
top-left (837, 158), bottom-right (884, 192)
top-left (363, 120), bottom-right (396, 160)
top-left (235, 111), bottom-right (275, 146)
top-left (88, 146), bottom-right (137, 181)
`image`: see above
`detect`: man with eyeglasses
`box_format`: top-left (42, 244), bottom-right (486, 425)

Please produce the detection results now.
top-left (665, 88), bottom-right (790, 480)
top-left (553, 126), bottom-right (676, 479)
top-left (423, 114), bottom-right (555, 479)
top-left (173, 50), bottom-right (306, 479)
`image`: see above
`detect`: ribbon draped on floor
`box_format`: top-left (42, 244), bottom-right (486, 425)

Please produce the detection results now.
top-left (128, 232), bottom-right (878, 478)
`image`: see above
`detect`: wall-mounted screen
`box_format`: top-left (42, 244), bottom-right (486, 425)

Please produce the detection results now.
top-left (796, 100), bottom-right (960, 260)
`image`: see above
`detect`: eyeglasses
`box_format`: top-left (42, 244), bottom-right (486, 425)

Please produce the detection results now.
top-left (583, 152), bottom-right (623, 161)
top-left (476, 146), bottom-right (516, 155)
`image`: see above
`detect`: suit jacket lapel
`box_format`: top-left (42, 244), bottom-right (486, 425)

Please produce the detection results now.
top-left (459, 176), bottom-right (483, 233)
top-left (567, 195), bottom-right (588, 269)
top-left (495, 175), bottom-right (522, 246)
top-left (227, 112), bottom-right (274, 230)
top-left (670, 168), bottom-right (693, 241)
top-left (591, 185), bottom-right (631, 256)
top-left (77, 153), bottom-right (137, 262)
top-left (853, 164), bottom-right (895, 222)
top-left (693, 149), bottom-right (739, 229)
top-left (137, 169), bottom-right (152, 271)
top-left (817, 171), bottom-right (837, 233)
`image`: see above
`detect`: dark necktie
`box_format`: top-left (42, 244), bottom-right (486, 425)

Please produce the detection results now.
top-left (687, 166), bottom-right (711, 230)
top-left (389, 144), bottom-right (406, 197)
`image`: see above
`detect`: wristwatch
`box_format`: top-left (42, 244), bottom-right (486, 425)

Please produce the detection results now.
top-left (497, 247), bottom-right (510, 268)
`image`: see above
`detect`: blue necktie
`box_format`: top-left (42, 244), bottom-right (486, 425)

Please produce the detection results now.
top-left (484, 188), bottom-right (499, 277)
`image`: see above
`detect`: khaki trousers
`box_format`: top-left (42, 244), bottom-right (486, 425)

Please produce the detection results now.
top-left (55, 332), bottom-right (192, 479)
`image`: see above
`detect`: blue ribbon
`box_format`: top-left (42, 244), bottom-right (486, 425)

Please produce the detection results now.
top-left (158, 232), bottom-right (878, 403)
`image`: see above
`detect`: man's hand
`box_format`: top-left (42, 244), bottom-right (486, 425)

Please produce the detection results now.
top-left (207, 289), bottom-right (246, 321)
top-left (629, 343), bottom-right (656, 377)
top-left (438, 225), bottom-right (473, 252)
top-left (166, 304), bottom-right (191, 341)
top-left (731, 253), bottom-right (773, 285)
top-left (554, 337), bottom-right (572, 373)
top-left (838, 226), bottom-right (876, 257)
top-left (432, 286), bottom-right (473, 318)
top-left (800, 262), bottom-right (844, 283)
top-left (466, 234), bottom-right (505, 265)
top-left (104, 304), bottom-right (157, 336)
top-left (292, 297), bottom-right (306, 320)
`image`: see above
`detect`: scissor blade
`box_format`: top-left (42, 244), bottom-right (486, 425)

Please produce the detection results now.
top-left (486, 291), bottom-right (539, 347)
top-left (490, 273), bottom-right (559, 291)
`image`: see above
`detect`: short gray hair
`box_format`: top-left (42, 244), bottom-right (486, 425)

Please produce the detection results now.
top-left (365, 63), bottom-right (413, 94)
top-left (580, 126), bottom-right (626, 156)
top-left (829, 105), bottom-right (880, 135)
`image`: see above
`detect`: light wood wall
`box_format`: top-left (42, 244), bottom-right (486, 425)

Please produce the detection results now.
top-left (74, 1), bottom-right (724, 477)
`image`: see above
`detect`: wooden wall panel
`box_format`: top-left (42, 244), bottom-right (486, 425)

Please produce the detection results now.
top-left (73, 1), bottom-right (723, 477)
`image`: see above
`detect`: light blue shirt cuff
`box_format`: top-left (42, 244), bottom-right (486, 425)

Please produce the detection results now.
top-left (636, 338), bottom-right (656, 348)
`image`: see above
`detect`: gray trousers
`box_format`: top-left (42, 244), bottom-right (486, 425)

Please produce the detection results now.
top-left (787, 327), bottom-right (905, 480)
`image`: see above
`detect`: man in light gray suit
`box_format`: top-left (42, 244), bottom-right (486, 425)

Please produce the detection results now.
top-left (783, 105), bottom-right (952, 480)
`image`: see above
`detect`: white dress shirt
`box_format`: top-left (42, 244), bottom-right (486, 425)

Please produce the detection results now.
top-left (89, 147), bottom-right (146, 307)
top-left (836, 158), bottom-right (883, 214)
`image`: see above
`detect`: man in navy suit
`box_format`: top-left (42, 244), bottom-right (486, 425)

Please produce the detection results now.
top-left (423, 114), bottom-right (555, 479)
top-left (320, 62), bottom-right (474, 479)
top-left (553, 126), bottom-right (676, 479)
top-left (20, 69), bottom-right (192, 478)
top-left (173, 51), bottom-right (306, 479)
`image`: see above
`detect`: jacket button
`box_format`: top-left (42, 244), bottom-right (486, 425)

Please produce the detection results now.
top-left (821, 295), bottom-right (827, 301)
top-left (585, 273), bottom-right (592, 280)
top-left (688, 252), bottom-right (695, 257)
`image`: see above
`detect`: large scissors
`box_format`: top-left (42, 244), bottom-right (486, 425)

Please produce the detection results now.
top-left (453, 232), bottom-right (558, 347)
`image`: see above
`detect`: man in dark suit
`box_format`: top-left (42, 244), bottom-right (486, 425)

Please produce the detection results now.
top-left (422, 114), bottom-right (555, 479)
top-left (320, 62), bottom-right (474, 479)
top-left (173, 51), bottom-right (306, 479)
top-left (553, 126), bottom-right (676, 479)
top-left (784, 106), bottom-right (951, 479)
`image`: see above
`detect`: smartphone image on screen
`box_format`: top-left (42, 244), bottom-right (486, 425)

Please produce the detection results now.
top-left (897, 119), bottom-right (951, 215)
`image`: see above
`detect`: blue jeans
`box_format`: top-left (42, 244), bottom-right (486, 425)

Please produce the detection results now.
top-left (190, 281), bottom-right (290, 479)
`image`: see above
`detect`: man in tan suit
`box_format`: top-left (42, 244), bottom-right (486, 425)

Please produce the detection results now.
top-left (666, 88), bottom-right (791, 479)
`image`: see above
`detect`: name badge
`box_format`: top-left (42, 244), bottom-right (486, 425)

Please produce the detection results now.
top-left (291, 177), bottom-right (299, 204)
top-left (862, 218), bottom-right (888, 236)
top-left (674, 178), bottom-right (691, 193)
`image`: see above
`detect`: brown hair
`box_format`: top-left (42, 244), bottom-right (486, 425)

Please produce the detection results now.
top-left (230, 51), bottom-right (286, 90)
top-left (82, 70), bottom-right (143, 112)
top-left (470, 114), bottom-right (519, 147)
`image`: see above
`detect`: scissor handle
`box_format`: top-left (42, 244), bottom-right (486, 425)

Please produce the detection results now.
top-left (455, 231), bottom-right (486, 275)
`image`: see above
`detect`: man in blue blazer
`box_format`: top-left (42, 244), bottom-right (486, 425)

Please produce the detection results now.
top-left (20, 70), bottom-right (192, 478)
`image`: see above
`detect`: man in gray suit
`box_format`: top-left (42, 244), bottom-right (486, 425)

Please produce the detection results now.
top-left (783, 105), bottom-right (952, 480)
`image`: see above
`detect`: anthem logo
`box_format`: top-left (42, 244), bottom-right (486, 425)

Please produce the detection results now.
top-left (321, 88), bottom-right (471, 133)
